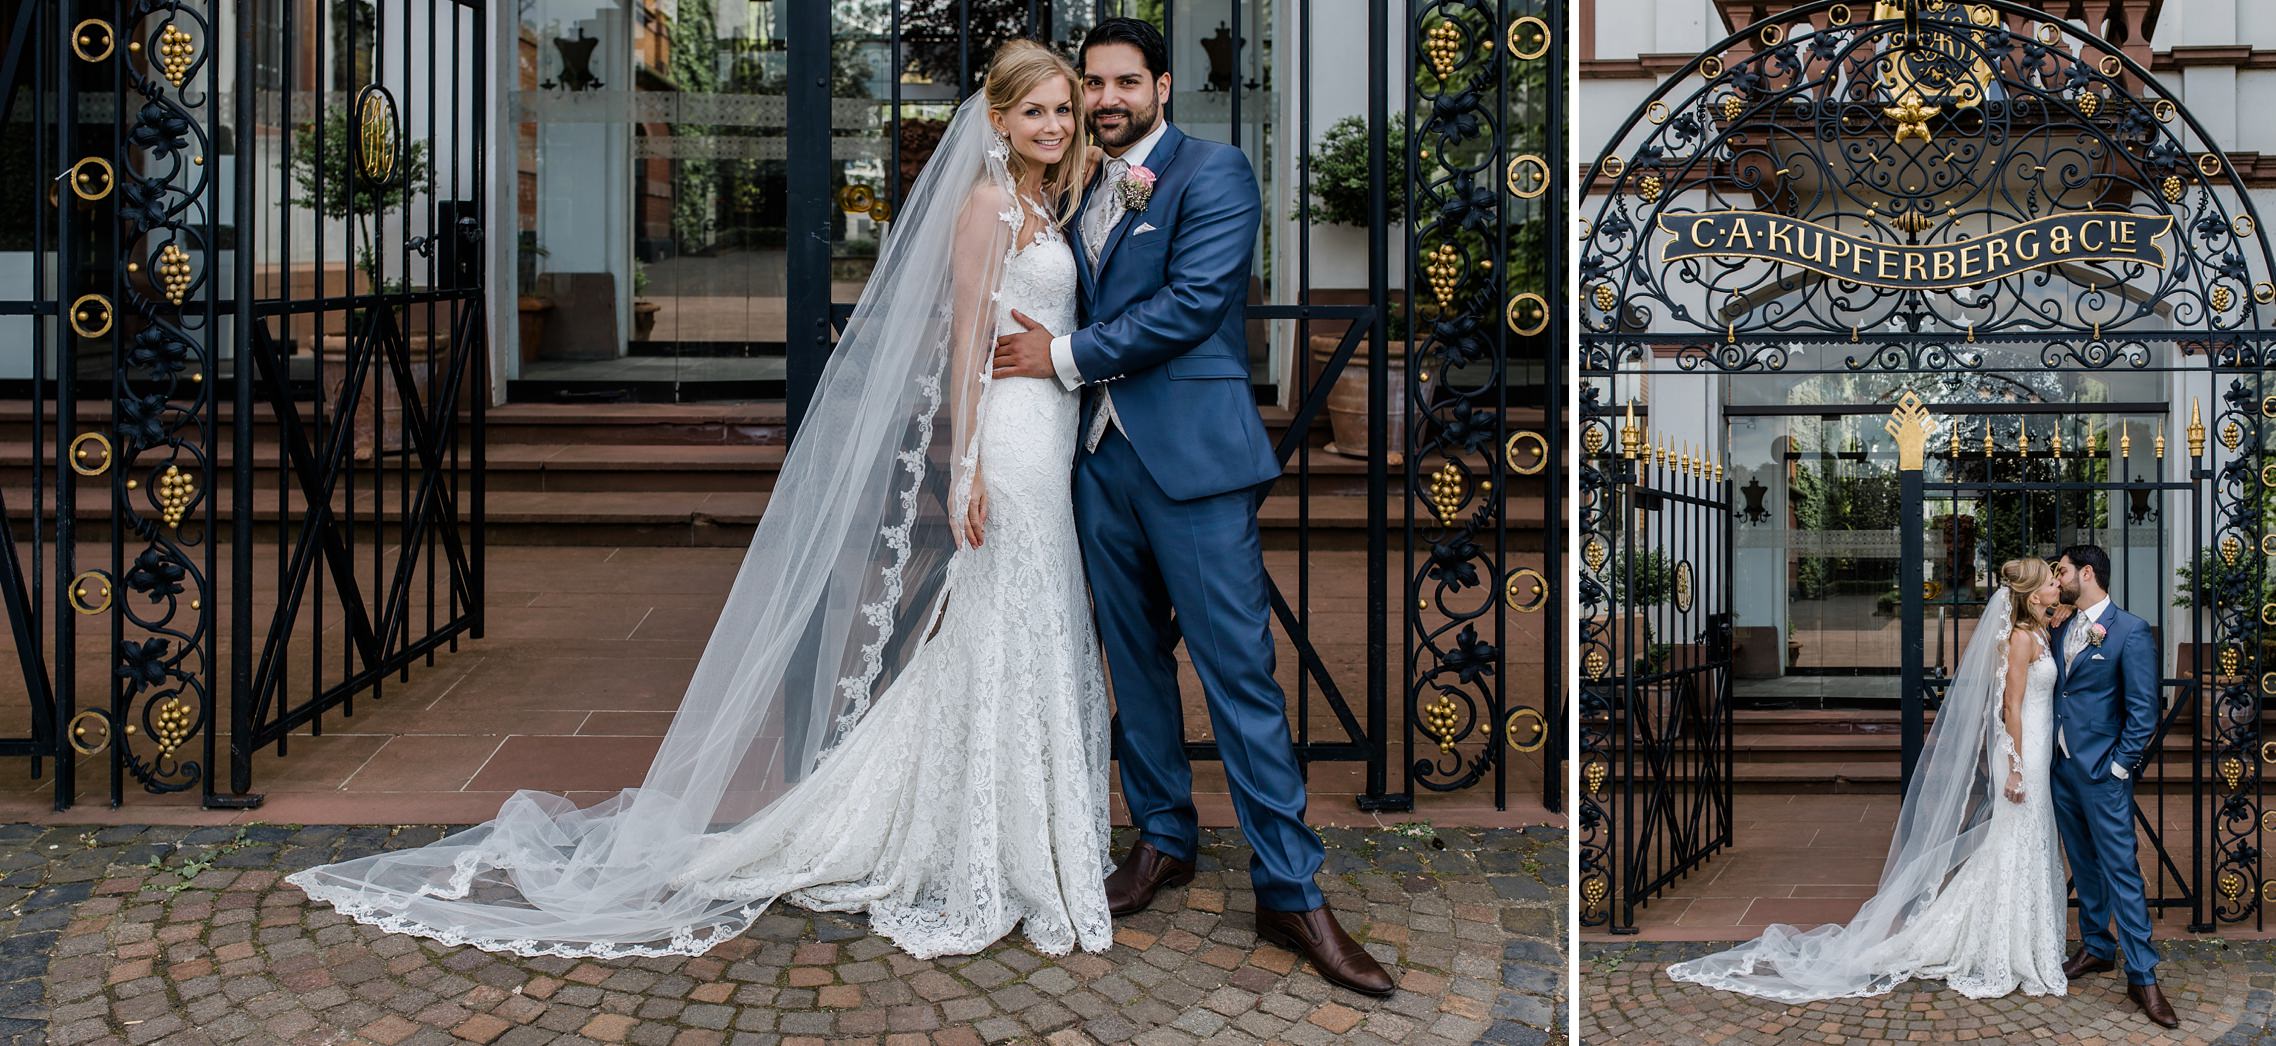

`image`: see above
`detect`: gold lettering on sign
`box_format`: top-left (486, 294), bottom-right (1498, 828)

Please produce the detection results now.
top-left (1659, 211), bottom-right (2173, 288)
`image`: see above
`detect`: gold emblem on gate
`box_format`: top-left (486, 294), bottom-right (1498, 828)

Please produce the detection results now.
top-left (1585, 648), bottom-right (1610, 680)
top-left (1584, 758), bottom-right (1608, 796)
top-left (69, 570), bottom-right (113, 614)
top-left (1884, 91), bottom-right (1941, 145)
top-left (1582, 874), bottom-right (1609, 913)
top-left (2222, 870), bottom-right (2247, 901)
top-left (1583, 536), bottom-right (1609, 574)
top-left (355, 87), bottom-right (400, 185)
top-left (1505, 16), bottom-right (1550, 62)
top-left (1674, 561), bottom-right (1695, 613)
top-left (2221, 756), bottom-right (2248, 792)
top-left (1425, 695), bottom-right (1462, 753)
top-left (2222, 535), bottom-right (2244, 567)
top-left (1423, 21), bottom-right (1464, 79)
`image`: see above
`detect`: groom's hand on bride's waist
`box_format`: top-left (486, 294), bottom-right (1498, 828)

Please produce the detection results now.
top-left (992, 311), bottom-right (1058, 380)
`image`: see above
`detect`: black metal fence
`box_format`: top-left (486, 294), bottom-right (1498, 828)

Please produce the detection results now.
top-left (0, 0), bottom-right (487, 809)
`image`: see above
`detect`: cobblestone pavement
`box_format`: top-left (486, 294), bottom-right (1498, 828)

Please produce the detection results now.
top-left (0, 823), bottom-right (1563, 1046)
top-left (1583, 939), bottom-right (2276, 1044)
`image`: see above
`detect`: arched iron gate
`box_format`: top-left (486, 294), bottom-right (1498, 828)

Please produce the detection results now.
top-left (1578, 1), bottom-right (2270, 932)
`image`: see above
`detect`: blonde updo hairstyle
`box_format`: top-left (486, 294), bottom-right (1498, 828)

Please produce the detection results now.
top-left (982, 40), bottom-right (1089, 228)
top-left (1999, 557), bottom-right (2053, 636)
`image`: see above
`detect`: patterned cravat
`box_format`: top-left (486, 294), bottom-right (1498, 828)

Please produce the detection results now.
top-left (2064, 608), bottom-right (2091, 668)
top-left (1084, 158), bottom-right (1128, 272)
top-left (1080, 157), bottom-right (1130, 452)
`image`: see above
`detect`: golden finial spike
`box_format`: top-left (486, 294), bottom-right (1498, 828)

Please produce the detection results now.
top-left (2051, 427), bottom-right (2064, 458)
top-left (2121, 421), bottom-right (2133, 459)
top-left (1984, 422), bottom-right (1996, 458)
top-left (1949, 419), bottom-right (1963, 460)
top-left (2187, 398), bottom-right (2207, 458)
top-left (2018, 425), bottom-right (2030, 456)
top-left (2088, 428), bottom-right (2100, 456)
top-left (2155, 419), bottom-right (2167, 460)
top-left (1621, 400), bottom-right (1642, 460)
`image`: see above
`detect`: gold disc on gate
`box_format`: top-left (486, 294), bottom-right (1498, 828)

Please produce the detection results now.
top-left (67, 709), bottom-right (111, 756)
top-left (68, 570), bottom-right (112, 614)
top-left (68, 432), bottom-right (112, 477)
top-left (1505, 708), bottom-right (1547, 753)
top-left (1504, 568), bottom-right (1549, 614)
top-left (1506, 155), bottom-right (1550, 199)
top-left (2099, 55), bottom-right (2122, 77)
top-left (1700, 56), bottom-right (1724, 79)
top-left (71, 19), bottom-right (115, 62)
top-left (68, 157), bottom-right (114, 202)
top-left (1506, 431), bottom-right (1548, 475)
top-left (1506, 15), bottom-right (1550, 61)
top-left (1506, 293), bottom-right (1549, 336)
top-left (69, 294), bottom-right (112, 338)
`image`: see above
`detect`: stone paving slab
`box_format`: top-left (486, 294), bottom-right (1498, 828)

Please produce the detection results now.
top-left (1583, 939), bottom-right (2276, 1044)
top-left (0, 823), bottom-right (1563, 1046)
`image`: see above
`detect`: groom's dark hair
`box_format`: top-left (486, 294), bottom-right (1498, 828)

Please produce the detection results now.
top-left (2062, 543), bottom-right (2113, 590)
top-left (1082, 18), bottom-right (1170, 79)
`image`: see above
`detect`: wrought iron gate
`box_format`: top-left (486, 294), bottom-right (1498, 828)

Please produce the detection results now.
top-left (1579, 1), bottom-right (2270, 932)
top-left (2, 0), bottom-right (487, 809)
top-left (1582, 404), bottom-right (1735, 931)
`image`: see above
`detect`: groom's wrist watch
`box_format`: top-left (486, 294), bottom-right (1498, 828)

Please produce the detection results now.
top-left (2110, 762), bottom-right (2130, 780)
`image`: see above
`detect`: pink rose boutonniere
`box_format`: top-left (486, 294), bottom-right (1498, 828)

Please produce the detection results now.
top-left (2086, 622), bottom-right (2108, 647)
top-left (1118, 164), bottom-right (1156, 210)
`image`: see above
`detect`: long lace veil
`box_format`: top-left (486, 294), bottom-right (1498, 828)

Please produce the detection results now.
top-left (285, 95), bottom-right (1020, 957)
top-left (1665, 587), bottom-right (2023, 1000)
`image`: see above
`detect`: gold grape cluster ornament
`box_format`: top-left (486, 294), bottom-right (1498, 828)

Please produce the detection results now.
top-left (1424, 242), bottom-right (1462, 310)
top-left (156, 244), bottom-right (192, 305)
top-left (157, 464), bottom-right (194, 529)
top-left (1424, 695), bottom-right (1462, 752)
top-left (1428, 461), bottom-right (1465, 526)
top-left (2163, 175), bottom-right (2185, 203)
top-left (1423, 20), bottom-right (1464, 80)
top-left (155, 24), bottom-right (194, 88)
top-left (151, 697), bottom-right (193, 759)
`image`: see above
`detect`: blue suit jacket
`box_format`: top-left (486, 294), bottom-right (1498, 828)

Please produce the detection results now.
top-left (2051, 604), bottom-right (2160, 782)
top-left (1067, 123), bottom-right (1278, 502)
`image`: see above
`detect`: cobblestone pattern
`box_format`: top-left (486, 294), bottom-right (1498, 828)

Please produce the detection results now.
top-left (1583, 939), bottom-right (2276, 1045)
top-left (5, 822), bottom-right (1561, 1046)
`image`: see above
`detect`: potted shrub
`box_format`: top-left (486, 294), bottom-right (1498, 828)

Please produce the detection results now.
top-left (632, 258), bottom-right (659, 341)
top-left (287, 109), bottom-right (435, 460)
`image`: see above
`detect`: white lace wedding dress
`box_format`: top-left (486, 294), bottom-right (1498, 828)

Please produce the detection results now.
top-left (1852, 629), bottom-right (2068, 998)
top-left (1667, 616), bottom-right (2067, 1001)
top-left (657, 215), bottom-right (1111, 960)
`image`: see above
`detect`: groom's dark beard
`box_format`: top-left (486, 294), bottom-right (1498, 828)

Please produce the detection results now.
top-left (2058, 580), bottom-right (2080, 605)
top-left (1090, 103), bottom-right (1160, 151)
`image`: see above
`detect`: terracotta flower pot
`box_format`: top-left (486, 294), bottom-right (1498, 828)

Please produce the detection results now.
top-left (517, 296), bottom-right (553, 365)
top-left (317, 331), bottom-right (450, 462)
top-left (1309, 332), bottom-right (1416, 464)
top-left (632, 299), bottom-right (660, 341)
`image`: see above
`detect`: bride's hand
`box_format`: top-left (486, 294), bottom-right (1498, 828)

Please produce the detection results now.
top-left (962, 475), bottom-right (989, 548)
top-left (2004, 765), bottom-right (2026, 804)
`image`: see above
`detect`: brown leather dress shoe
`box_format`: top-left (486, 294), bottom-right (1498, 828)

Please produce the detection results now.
top-left (1256, 906), bottom-right (1396, 997)
top-left (1103, 841), bottom-right (1195, 917)
top-left (2061, 947), bottom-right (2116, 980)
top-left (2129, 982), bottom-right (2179, 1028)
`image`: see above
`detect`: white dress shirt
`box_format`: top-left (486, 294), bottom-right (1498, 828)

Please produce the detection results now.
top-left (2055, 595), bottom-right (2128, 779)
top-left (1050, 119), bottom-right (1171, 450)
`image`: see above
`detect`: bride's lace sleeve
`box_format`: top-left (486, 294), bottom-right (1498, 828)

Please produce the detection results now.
top-left (944, 182), bottom-right (1017, 542)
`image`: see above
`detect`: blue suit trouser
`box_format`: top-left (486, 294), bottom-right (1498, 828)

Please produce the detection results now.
top-left (2052, 751), bottom-right (2159, 984)
top-left (1072, 427), bottom-right (1325, 912)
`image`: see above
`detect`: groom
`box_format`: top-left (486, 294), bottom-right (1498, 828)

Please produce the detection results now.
top-left (2050, 544), bottom-right (2177, 1028)
top-left (990, 19), bottom-right (1394, 997)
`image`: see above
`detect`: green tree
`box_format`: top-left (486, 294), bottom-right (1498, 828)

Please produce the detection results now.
top-left (287, 107), bottom-right (432, 291)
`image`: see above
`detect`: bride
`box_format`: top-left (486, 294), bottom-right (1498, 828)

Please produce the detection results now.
top-left (288, 41), bottom-right (1114, 960)
top-left (1668, 557), bottom-right (2069, 1001)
